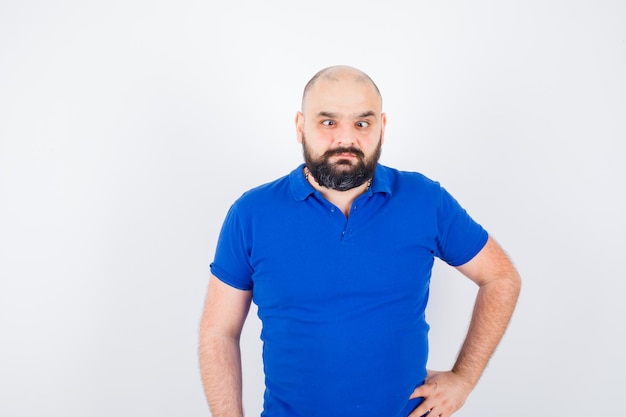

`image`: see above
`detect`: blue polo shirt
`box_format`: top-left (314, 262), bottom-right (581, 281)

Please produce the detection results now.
top-left (210, 164), bottom-right (488, 417)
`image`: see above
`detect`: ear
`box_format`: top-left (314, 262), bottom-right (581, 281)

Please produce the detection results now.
top-left (295, 111), bottom-right (304, 144)
top-left (380, 112), bottom-right (387, 145)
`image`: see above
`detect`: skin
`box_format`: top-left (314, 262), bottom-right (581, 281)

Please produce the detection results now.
top-left (199, 275), bottom-right (250, 417)
top-left (296, 66), bottom-right (386, 215)
top-left (408, 236), bottom-right (521, 417)
top-left (199, 66), bottom-right (521, 417)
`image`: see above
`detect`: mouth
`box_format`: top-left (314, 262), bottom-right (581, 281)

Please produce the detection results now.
top-left (332, 156), bottom-right (358, 168)
top-left (331, 147), bottom-right (363, 158)
top-left (322, 148), bottom-right (364, 165)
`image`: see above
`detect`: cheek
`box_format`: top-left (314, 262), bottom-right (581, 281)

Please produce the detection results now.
top-left (357, 133), bottom-right (380, 148)
top-left (305, 132), bottom-right (334, 149)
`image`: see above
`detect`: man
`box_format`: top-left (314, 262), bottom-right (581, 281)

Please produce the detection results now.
top-left (199, 65), bottom-right (521, 417)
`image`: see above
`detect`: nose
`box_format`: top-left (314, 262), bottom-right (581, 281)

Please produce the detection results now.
top-left (333, 124), bottom-right (356, 148)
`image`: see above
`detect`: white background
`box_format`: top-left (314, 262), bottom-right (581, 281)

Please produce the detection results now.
top-left (1, 1), bottom-right (624, 416)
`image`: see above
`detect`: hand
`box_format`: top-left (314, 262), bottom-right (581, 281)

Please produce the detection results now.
top-left (408, 369), bottom-right (472, 417)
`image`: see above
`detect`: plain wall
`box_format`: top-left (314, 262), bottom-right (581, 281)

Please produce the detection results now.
top-left (1, 1), bottom-right (624, 416)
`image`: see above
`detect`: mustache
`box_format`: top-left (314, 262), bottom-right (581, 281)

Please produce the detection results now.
top-left (323, 147), bottom-right (365, 159)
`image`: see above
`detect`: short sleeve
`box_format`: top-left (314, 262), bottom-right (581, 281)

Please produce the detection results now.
top-left (435, 186), bottom-right (488, 266)
top-left (209, 203), bottom-right (254, 290)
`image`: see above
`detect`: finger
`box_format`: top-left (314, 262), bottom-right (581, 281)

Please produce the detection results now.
top-left (409, 382), bottom-right (435, 399)
top-left (409, 408), bottom-right (434, 417)
top-left (428, 405), bottom-right (449, 417)
top-left (408, 388), bottom-right (421, 400)
top-left (429, 407), bottom-right (444, 417)
top-left (424, 408), bottom-right (437, 417)
top-left (409, 402), bottom-right (433, 417)
top-left (407, 407), bottom-right (426, 417)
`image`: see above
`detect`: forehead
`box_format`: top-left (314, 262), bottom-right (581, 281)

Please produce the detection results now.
top-left (303, 74), bottom-right (382, 115)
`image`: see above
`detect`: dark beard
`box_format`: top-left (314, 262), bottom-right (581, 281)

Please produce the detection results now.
top-left (302, 137), bottom-right (382, 191)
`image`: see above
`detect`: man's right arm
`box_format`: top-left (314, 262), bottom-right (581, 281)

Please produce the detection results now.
top-left (199, 274), bottom-right (252, 417)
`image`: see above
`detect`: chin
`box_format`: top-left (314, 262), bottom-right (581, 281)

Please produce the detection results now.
top-left (332, 159), bottom-right (357, 167)
top-left (330, 164), bottom-right (356, 175)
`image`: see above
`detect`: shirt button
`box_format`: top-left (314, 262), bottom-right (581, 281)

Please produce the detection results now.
top-left (330, 207), bottom-right (336, 212)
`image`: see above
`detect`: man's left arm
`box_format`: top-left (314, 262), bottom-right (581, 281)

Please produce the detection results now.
top-left (410, 236), bottom-right (522, 417)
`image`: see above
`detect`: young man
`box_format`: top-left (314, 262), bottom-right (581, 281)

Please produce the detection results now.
top-left (199, 65), bottom-right (521, 417)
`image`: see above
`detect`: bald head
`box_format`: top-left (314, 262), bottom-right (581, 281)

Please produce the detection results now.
top-left (301, 65), bottom-right (382, 111)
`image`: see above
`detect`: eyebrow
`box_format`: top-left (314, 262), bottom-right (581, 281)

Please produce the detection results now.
top-left (356, 111), bottom-right (376, 118)
top-left (317, 111), bottom-right (376, 119)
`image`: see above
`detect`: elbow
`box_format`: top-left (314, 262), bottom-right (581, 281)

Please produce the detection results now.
top-left (503, 268), bottom-right (522, 304)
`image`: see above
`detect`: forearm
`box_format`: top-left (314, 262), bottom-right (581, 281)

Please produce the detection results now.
top-left (452, 271), bottom-right (521, 389)
top-left (199, 330), bottom-right (244, 417)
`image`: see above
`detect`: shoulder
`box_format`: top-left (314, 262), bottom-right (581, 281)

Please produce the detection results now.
top-left (376, 164), bottom-right (443, 197)
top-left (230, 166), bottom-right (305, 212)
top-left (233, 176), bottom-right (288, 208)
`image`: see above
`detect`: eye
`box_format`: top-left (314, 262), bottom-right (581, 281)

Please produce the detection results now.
top-left (321, 120), bottom-right (336, 126)
top-left (356, 121), bottom-right (370, 128)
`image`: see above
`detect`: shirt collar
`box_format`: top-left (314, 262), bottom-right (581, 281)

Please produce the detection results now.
top-left (370, 163), bottom-right (392, 196)
top-left (289, 164), bottom-right (315, 201)
top-left (289, 163), bottom-right (392, 201)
